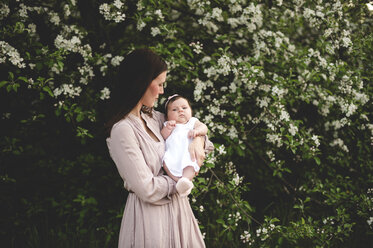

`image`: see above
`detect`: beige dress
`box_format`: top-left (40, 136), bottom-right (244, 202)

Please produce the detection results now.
top-left (106, 110), bottom-right (207, 248)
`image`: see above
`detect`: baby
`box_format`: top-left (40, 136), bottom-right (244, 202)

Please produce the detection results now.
top-left (161, 94), bottom-right (208, 197)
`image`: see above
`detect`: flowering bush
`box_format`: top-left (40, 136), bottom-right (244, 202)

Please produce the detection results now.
top-left (1, 0), bottom-right (372, 247)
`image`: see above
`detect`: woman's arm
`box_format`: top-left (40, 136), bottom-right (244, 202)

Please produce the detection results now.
top-left (188, 120), bottom-right (208, 138)
top-left (107, 122), bottom-right (176, 205)
top-left (189, 136), bottom-right (206, 167)
top-left (189, 118), bottom-right (214, 166)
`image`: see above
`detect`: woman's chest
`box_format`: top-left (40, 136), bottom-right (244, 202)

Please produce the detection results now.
top-left (135, 127), bottom-right (165, 174)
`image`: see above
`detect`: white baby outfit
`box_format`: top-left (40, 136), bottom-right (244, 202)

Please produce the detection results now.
top-left (163, 117), bottom-right (200, 177)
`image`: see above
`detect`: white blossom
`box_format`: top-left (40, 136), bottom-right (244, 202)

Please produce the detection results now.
top-left (311, 135), bottom-right (320, 147)
top-left (367, 217), bottom-right (373, 226)
top-left (151, 27), bottom-right (161, 36)
top-left (367, 3), bottom-right (373, 12)
top-left (256, 96), bottom-right (270, 108)
top-left (190, 41), bottom-right (203, 54)
top-left (18, 4), bottom-right (28, 18)
top-left (55, 35), bottom-right (81, 52)
top-left (99, 3), bottom-right (126, 22)
top-left (217, 144), bottom-right (226, 155)
top-left (53, 84), bottom-right (82, 98)
top-left (64, 4), bottom-right (71, 17)
top-left (227, 125), bottom-right (238, 139)
top-left (232, 172), bottom-right (242, 186)
top-left (137, 19), bottom-right (146, 31)
top-left (289, 123), bottom-right (298, 136)
top-left (0, 41), bottom-right (26, 68)
top-left (279, 109), bottom-right (290, 122)
top-left (113, 0), bottom-right (124, 9)
top-left (111, 55), bottom-right (124, 66)
top-left (266, 150), bottom-right (276, 162)
top-left (266, 133), bottom-right (283, 147)
top-left (0, 4), bottom-right (10, 20)
top-left (100, 87), bottom-right (111, 100)
top-left (49, 12), bottom-right (61, 25)
top-left (154, 9), bottom-right (164, 20)
top-left (211, 8), bottom-right (223, 21)
top-left (330, 138), bottom-right (349, 153)
top-left (27, 23), bottom-right (37, 35)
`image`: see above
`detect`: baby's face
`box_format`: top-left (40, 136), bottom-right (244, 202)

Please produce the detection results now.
top-left (167, 98), bottom-right (192, 124)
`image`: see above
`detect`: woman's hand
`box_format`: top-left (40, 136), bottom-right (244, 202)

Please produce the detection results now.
top-left (189, 136), bottom-right (206, 168)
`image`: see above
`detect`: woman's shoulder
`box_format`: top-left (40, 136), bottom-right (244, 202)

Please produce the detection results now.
top-left (109, 117), bottom-right (135, 137)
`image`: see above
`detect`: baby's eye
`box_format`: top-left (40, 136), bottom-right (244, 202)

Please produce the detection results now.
top-left (182, 107), bottom-right (187, 109)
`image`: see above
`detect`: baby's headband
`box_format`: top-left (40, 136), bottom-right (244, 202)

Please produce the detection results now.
top-left (164, 94), bottom-right (179, 110)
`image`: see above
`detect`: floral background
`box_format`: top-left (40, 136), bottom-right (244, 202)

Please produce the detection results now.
top-left (1, 0), bottom-right (372, 247)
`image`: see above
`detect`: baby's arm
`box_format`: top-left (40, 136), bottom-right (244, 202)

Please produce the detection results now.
top-left (188, 120), bottom-right (208, 138)
top-left (161, 120), bottom-right (176, 140)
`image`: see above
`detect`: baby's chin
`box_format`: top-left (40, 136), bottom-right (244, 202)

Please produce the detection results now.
top-left (176, 118), bottom-right (188, 124)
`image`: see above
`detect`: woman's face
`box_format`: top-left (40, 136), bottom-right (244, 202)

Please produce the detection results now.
top-left (167, 98), bottom-right (192, 124)
top-left (141, 71), bottom-right (167, 108)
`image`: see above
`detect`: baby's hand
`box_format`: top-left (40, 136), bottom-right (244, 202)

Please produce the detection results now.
top-left (188, 129), bottom-right (197, 139)
top-left (166, 120), bottom-right (176, 130)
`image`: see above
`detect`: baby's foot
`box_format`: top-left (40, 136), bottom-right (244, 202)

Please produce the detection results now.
top-left (176, 177), bottom-right (194, 197)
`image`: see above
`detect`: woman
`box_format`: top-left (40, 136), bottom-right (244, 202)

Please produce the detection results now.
top-left (106, 48), bottom-right (212, 247)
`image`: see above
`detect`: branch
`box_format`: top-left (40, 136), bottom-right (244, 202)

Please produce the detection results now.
top-left (208, 167), bottom-right (262, 226)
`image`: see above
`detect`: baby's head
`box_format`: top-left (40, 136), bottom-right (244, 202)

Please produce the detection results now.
top-left (165, 95), bottom-right (193, 124)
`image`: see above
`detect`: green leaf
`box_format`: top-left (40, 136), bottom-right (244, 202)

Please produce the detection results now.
top-left (18, 76), bottom-right (28, 83)
top-left (76, 113), bottom-right (84, 122)
top-left (55, 108), bottom-right (61, 116)
top-left (13, 83), bottom-right (20, 92)
top-left (8, 72), bottom-right (14, 80)
top-left (0, 81), bottom-right (8, 88)
top-left (6, 84), bottom-right (12, 92)
top-left (216, 219), bottom-right (225, 225)
top-left (314, 157), bottom-right (320, 165)
top-left (43, 86), bottom-right (54, 97)
top-left (57, 61), bottom-right (64, 70)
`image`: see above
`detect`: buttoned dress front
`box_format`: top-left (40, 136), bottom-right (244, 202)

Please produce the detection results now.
top-left (106, 110), bottom-right (206, 248)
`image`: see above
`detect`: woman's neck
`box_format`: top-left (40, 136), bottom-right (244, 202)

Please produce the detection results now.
top-left (130, 103), bottom-right (142, 118)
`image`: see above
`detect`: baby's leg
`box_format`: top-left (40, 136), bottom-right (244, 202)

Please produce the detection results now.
top-left (176, 166), bottom-right (195, 197)
top-left (182, 166), bottom-right (195, 181)
top-left (163, 162), bottom-right (181, 182)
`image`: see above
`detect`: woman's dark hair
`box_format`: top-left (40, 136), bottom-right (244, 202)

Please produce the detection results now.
top-left (105, 48), bottom-right (167, 136)
top-left (164, 95), bottom-right (193, 119)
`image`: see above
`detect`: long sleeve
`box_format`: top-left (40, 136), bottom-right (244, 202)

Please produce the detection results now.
top-left (107, 121), bottom-right (176, 205)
